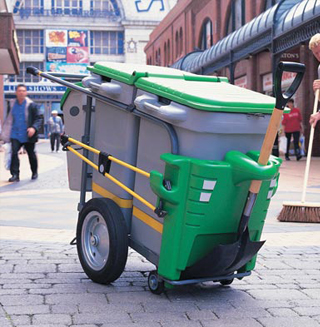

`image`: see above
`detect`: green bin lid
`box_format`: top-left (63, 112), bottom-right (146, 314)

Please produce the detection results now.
top-left (135, 76), bottom-right (276, 114)
top-left (88, 61), bottom-right (227, 85)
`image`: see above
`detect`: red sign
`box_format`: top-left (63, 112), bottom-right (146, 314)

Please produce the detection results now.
top-left (235, 75), bottom-right (247, 89)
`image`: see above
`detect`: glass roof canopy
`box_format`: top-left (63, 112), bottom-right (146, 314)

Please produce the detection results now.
top-left (171, 0), bottom-right (319, 75)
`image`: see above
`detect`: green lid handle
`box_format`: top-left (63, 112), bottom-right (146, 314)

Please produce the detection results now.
top-left (274, 62), bottom-right (305, 110)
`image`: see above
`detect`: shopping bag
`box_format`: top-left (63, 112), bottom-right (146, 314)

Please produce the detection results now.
top-left (3, 142), bottom-right (12, 170)
top-left (299, 134), bottom-right (305, 156)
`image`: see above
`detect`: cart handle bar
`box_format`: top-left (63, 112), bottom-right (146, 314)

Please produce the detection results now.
top-left (65, 136), bottom-right (150, 178)
top-left (62, 136), bottom-right (156, 212)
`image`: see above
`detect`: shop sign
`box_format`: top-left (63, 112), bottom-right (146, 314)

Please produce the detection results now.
top-left (235, 75), bottom-right (247, 89)
top-left (280, 48), bottom-right (300, 62)
top-left (262, 71), bottom-right (296, 92)
top-left (4, 84), bottom-right (67, 93)
top-left (262, 73), bottom-right (273, 92)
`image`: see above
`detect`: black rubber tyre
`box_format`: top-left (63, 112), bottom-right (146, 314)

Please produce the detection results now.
top-left (220, 278), bottom-right (234, 286)
top-left (77, 198), bottom-right (128, 284)
top-left (148, 270), bottom-right (165, 295)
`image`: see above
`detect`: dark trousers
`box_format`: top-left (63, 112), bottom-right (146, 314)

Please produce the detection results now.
top-left (10, 138), bottom-right (38, 176)
top-left (285, 131), bottom-right (300, 157)
top-left (50, 133), bottom-right (61, 151)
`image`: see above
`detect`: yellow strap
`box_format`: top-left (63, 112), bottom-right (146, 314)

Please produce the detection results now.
top-left (92, 182), bottom-right (133, 209)
top-left (68, 137), bottom-right (150, 178)
top-left (67, 146), bottom-right (156, 212)
top-left (133, 207), bottom-right (163, 234)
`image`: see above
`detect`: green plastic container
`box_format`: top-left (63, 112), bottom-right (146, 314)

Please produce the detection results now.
top-left (150, 151), bottom-right (281, 281)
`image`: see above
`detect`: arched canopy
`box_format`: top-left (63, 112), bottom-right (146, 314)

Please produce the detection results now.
top-left (172, 0), bottom-right (320, 75)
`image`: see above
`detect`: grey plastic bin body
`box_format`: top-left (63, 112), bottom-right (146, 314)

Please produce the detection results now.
top-left (86, 78), bottom-right (139, 229)
top-left (62, 90), bottom-right (94, 191)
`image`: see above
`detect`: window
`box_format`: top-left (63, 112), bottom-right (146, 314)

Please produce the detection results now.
top-left (155, 48), bottom-right (161, 65)
top-left (200, 19), bottom-right (213, 50)
top-left (91, 0), bottom-right (117, 11)
top-left (167, 40), bottom-right (170, 65)
top-left (17, 30), bottom-right (44, 54)
top-left (24, 0), bottom-right (43, 8)
top-left (175, 31), bottom-right (179, 58)
top-left (164, 43), bottom-right (167, 66)
top-left (9, 62), bottom-right (44, 83)
top-left (54, 0), bottom-right (82, 14)
top-left (226, 0), bottom-right (245, 35)
top-left (90, 31), bottom-right (124, 55)
top-left (179, 28), bottom-right (183, 56)
top-left (90, 0), bottom-right (121, 16)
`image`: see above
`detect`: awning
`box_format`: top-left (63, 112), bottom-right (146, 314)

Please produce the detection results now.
top-left (273, 0), bottom-right (320, 54)
top-left (0, 13), bottom-right (20, 75)
top-left (172, 0), bottom-right (319, 75)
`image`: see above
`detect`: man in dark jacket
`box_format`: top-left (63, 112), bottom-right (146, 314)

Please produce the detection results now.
top-left (1, 84), bottom-right (42, 182)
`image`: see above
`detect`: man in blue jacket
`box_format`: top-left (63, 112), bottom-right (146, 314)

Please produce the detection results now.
top-left (2, 84), bottom-right (42, 182)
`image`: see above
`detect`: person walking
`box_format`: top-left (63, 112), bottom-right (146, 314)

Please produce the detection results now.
top-left (1, 84), bottom-right (42, 182)
top-left (48, 110), bottom-right (64, 153)
top-left (282, 99), bottom-right (303, 161)
top-left (309, 33), bottom-right (320, 127)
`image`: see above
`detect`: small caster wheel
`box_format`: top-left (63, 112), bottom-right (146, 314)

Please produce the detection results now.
top-left (220, 278), bottom-right (234, 286)
top-left (148, 270), bottom-right (165, 295)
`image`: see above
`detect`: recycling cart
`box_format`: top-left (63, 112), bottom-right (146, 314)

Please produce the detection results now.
top-left (27, 62), bottom-right (304, 294)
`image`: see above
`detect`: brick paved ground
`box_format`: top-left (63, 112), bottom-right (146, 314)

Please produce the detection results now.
top-left (1, 141), bottom-right (320, 327)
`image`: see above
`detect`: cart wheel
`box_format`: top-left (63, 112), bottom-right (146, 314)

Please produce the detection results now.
top-left (77, 198), bottom-right (128, 284)
top-left (148, 270), bottom-right (165, 295)
top-left (220, 279), bottom-right (234, 286)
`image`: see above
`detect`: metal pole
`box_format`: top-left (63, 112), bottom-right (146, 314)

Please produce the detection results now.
top-left (78, 96), bottom-right (93, 211)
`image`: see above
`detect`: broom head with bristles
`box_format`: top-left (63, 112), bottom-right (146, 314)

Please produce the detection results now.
top-left (278, 202), bottom-right (320, 223)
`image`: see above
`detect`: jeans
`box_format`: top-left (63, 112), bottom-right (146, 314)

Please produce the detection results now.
top-left (285, 131), bottom-right (300, 157)
top-left (10, 138), bottom-right (38, 177)
top-left (50, 133), bottom-right (61, 151)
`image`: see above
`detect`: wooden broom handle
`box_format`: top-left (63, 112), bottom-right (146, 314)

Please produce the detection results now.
top-left (249, 108), bottom-right (283, 194)
top-left (248, 63), bottom-right (305, 195)
top-left (301, 89), bottom-right (320, 203)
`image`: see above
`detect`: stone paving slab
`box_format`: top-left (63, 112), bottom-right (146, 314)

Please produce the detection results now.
top-left (1, 239), bottom-right (320, 326)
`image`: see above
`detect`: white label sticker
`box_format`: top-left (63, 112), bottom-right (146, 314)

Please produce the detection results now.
top-left (270, 178), bottom-right (277, 187)
top-left (200, 192), bottom-right (212, 202)
top-left (267, 190), bottom-right (273, 199)
top-left (203, 180), bottom-right (216, 190)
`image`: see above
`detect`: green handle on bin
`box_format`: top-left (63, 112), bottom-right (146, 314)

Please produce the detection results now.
top-left (150, 151), bottom-right (279, 206)
top-left (225, 151), bottom-right (278, 185)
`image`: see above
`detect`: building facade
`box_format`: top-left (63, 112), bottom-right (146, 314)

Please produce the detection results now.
top-left (0, 0), bottom-right (20, 127)
top-left (3, 0), bottom-right (177, 136)
top-left (145, 0), bottom-right (320, 155)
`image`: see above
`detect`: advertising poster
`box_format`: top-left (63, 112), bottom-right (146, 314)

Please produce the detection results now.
top-left (67, 46), bottom-right (89, 63)
top-left (46, 47), bottom-right (67, 62)
top-left (68, 30), bottom-right (88, 47)
top-left (46, 29), bottom-right (89, 74)
top-left (46, 62), bottom-right (88, 74)
top-left (46, 29), bottom-right (68, 47)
